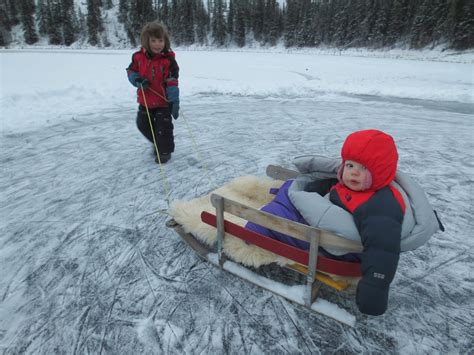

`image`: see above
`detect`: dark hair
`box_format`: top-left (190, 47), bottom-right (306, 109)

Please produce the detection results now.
top-left (140, 22), bottom-right (171, 52)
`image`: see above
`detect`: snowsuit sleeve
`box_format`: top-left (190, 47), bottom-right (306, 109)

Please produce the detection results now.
top-left (126, 52), bottom-right (141, 87)
top-left (351, 187), bottom-right (404, 315)
top-left (303, 178), bottom-right (338, 195)
top-left (166, 56), bottom-right (179, 87)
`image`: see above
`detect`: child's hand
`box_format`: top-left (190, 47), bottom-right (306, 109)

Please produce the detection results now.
top-left (135, 77), bottom-right (150, 89)
top-left (166, 86), bottom-right (180, 119)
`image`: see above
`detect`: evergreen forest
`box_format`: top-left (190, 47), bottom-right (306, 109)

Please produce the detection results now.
top-left (1, 0), bottom-right (473, 50)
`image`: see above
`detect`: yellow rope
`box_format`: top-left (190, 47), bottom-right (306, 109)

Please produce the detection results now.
top-left (140, 85), bottom-right (171, 205)
top-left (149, 87), bottom-right (168, 102)
top-left (149, 86), bottom-right (216, 189)
top-left (142, 85), bottom-right (216, 200)
top-left (180, 109), bottom-right (217, 189)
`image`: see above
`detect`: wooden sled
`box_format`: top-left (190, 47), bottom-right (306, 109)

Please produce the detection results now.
top-left (167, 165), bottom-right (363, 326)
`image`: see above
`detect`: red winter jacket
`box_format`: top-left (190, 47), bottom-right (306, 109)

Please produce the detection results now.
top-left (330, 129), bottom-right (406, 316)
top-left (333, 129), bottom-right (405, 213)
top-left (127, 48), bottom-right (179, 108)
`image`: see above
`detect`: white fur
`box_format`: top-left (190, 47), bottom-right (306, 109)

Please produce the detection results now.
top-left (170, 175), bottom-right (359, 287)
top-left (169, 176), bottom-right (291, 267)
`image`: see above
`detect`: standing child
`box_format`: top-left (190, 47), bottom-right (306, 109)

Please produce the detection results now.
top-left (127, 22), bottom-right (180, 163)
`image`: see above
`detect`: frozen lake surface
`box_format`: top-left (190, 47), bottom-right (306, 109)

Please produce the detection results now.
top-left (1, 92), bottom-right (473, 353)
top-left (1, 48), bottom-right (473, 353)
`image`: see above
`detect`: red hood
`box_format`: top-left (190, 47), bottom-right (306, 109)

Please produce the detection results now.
top-left (341, 129), bottom-right (398, 191)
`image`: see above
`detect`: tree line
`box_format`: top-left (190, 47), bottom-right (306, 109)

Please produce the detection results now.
top-left (1, 0), bottom-right (473, 50)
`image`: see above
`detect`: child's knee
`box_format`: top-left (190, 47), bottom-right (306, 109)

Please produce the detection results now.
top-left (153, 109), bottom-right (174, 131)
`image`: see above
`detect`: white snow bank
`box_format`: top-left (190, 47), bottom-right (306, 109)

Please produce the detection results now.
top-left (207, 253), bottom-right (356, 327)
top-left (0, 49), bottom-right (472, 134)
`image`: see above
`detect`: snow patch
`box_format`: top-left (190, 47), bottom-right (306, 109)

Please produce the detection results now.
top-left (208, 253), bottom-right (356, 327)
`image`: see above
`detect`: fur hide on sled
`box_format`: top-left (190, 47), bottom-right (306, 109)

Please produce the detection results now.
top-left (170, 175), bottom-right (360, 270)
top-left (169, 176), bottom-right (293, 267)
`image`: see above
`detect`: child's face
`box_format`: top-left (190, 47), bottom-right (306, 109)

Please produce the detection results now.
top-left (342, 160), bottom-right (370, 191)
top-left (149, 36), bottom-right (165, 54)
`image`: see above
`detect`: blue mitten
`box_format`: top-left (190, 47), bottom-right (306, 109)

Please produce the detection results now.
top-left (135, 77), bottom-right (150, 89)
top-left (166, 86), bottom-right (180, 119)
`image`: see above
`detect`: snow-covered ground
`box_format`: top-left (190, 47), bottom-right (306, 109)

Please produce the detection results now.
top-left (0, 48), bottom-right (473, 353)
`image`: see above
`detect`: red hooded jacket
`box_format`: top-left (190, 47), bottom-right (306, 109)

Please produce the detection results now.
top-left (330, 130), bottom-right (406, 316)
top-left (127, 48), bottom-right (179, 108)
top-left (333, 129), bottom-right (405, 213)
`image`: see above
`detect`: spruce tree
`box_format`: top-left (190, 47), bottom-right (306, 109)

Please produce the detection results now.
top-left (19, 0), bottom-right (38, 44)
top-left (158, 0), bottom-right (169, 24)
top-left (128, 0), bottom-right (153, 45)
top-left (252, 0), bottom-right (264, 42)
top-left (62, 0), bottom-right (76, 46)
top-left (298, 0), bottom-right (314, 47)
top-left (331, 0), bottom-right (350, 47)
top-left (450, 0), bottom-right (474, 49)
top-left (321, 0), bottom-right (334, 45)
top-left (135, 0), bottom-right (155, 30)
top-left (7, 0), bottom-right (20, 26)
top-left (37, 0), bottom-right (48, 35)
top-left (104, 0), bottom-right (113, 10)
top-left (227, 0), bottom-right (234, 40)
top-left (345, 0), bottom-right (367, 47)
top-left (212, 0), bottom-right (227, 46)
top-left (284, 0), bottom-right (298, 47)
top-left (194, 0), bottom-right (208, 45)
top-left (234, 0), bottom-right (246, 47)
top-left (307, 1), bottom-right (322, 46)
top-left (182, 0), bottom-right (194, 44)
top-left (118, 0), bottom-right (129, 23)
top-left (430, 0), bottom-right (450, 47)
top-left (87, 0), bottom-right (102, 46)
top-left (371, 0), bottom-right (390, 47)
top-left (47, 0), bottom-right (62, 45)
top-left (169, 0), bottom-right (181, 44)
top-left (358, 0), bottom-right (377, 47)
top-left (411, 0), bottom-right (429, 48)
top-left (76, 6), bottom-right (87, 43)
top-left (265, 0), bottom-right (281, 46)
top-left (0, 0), bottom-right (12, 46)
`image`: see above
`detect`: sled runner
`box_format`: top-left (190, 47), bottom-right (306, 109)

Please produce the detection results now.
top-left (167, 160), bottom-right (442, 326)
top-left (167, 165), bottom-right (365, 326)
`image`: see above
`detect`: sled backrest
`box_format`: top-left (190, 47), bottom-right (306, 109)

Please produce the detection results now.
top-left (201, 211), bottom-right (362, 278)
top-left (209, 193), bottom-right (363, 253)
top-left (205, 193), bottom-right (362, 279)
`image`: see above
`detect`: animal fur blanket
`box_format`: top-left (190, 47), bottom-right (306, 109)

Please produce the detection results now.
top-left (169, 176), bottom-right (294, 268)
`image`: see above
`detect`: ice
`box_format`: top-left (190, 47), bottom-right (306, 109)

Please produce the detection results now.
top-left (0, 48), bottom-right (472, 353)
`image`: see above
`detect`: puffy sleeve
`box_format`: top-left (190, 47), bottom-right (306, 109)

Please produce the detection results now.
top-left (126, 52), bottom-right (140, 87)
top-left (352, 187), bottom-right (404, 315)
top-left (303, 178), bottom-right (338, 195)
top-left (167, 56), bottom-right (179, 86)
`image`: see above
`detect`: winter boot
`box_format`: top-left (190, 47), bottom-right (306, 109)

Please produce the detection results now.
top-left (155, 153), bottom-right (171, 164)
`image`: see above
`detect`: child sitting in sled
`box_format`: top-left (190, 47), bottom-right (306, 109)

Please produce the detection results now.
top-left (126, 22), bottom-right (180, 164)
top-left (246, 129), bottom-right (407, 316)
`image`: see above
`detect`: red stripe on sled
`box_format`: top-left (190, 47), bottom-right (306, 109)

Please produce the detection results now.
top-left (201, 211), bottom-right (361, 277)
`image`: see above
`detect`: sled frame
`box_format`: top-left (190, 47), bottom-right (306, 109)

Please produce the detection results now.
top-left (168, 164), bottom-right (363, 325)
top-left (168, 218), bottom-right (356, 325)
top-left (210, 193), bottom-right (362, 307)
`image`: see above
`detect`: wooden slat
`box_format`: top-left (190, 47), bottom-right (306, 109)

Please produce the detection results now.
top-left (210, 193), bottom-right (363, 252)
top-left (201, 212), bottom-right (362, 277)
top-left (265, 165), bottom-right (299, 180)
top-left (202, 211), bottom-right (309, 264)
top-left (288, 264), bottom-right (350, 291)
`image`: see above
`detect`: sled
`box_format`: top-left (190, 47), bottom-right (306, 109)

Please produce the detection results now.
top-left (167, 165), bottom-right (364, 326)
